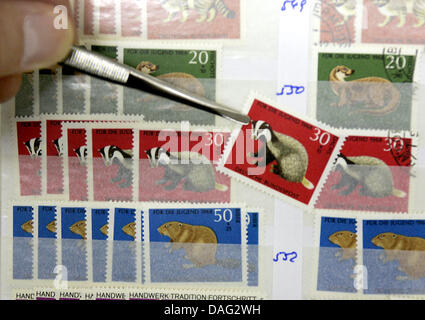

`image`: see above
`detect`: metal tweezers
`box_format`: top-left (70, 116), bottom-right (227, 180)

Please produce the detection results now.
top-left (60, 46), bottom-right (250, 125)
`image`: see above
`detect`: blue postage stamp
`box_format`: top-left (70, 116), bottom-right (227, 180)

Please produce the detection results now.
top-left (37, 205), bottom-right (57, 280)
top-left (13, 205), bottom-right (34, 280)
top-left (363, 218), bottom-right (425, 295)
top-left (148, 206), bottom-right (245, 283)
top-left (60, 207), bottom-right (87, 281)
top-left (317, 216), bottom-right (357, 293)
top-left (112, 207), bottom-right (139, 283)
top-left (91, 208), bottom-right (109, 283)
top-left (247, 211), bottom-right (259, 287)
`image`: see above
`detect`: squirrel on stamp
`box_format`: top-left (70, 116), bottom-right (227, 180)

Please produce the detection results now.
top-left (159, 0), bottom-right (235, 23)
top-left (328, 230), bottom-right (357, 261)
top-left (145, 147), bottom-right (228, 193)
top-left (333, 153), bottom-right (406, 199)
top-left (248, 120), bottom-right (314, 190)
top-left (371, 0), bottom-right (425, 28)
top-left (372, 232), bottom-right (425, 280)
top-left (329, 65), bottom-right (401, 115)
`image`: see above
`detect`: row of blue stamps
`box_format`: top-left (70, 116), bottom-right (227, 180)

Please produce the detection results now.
top-left (9, 202), bottom-right (260, 288)
top-left (314, 213), bottom-right (425, 298)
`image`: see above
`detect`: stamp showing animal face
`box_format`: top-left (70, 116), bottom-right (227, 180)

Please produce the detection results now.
top-left (319, 0), bottom-right (355, 44)
top-left (16, 121), bottom-right (42, 196)
top-left (92, 128), bottom-right (134, 201)
top-left (123, 48), bottom-right (217, 125)
top-left (149, 207), bottom-right (243, 282)
top-left (363, 219), bottom-right (425, 294)
top-left (317, 216), bottom-right (357, 293)
top-left (38, 206), bottom-right (57, 239)
top-left (66, 128), bottom-right (89, 201)
top-left (147, 0), bottom-right (240, 40)
top-left (61, 207), bottom-right (87, 240)
top-left (223, 99), bottom-right (340, 207)
top-left (316, 52), bottom-right (416, 131)
top-left (315, 135), bottom-right (412, 213)
top-left (140, 130), bottom-right (231, 202)
top-left (362, 0), bottom-right (425, 44)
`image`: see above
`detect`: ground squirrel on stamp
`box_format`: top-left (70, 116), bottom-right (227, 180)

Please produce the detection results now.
top-left (333, 154), bottom-right (406, 199)
top-left (372, 232), bottom-right (425, 280)
top-left (122, 222), bottom-right (136, 239)
top-left (21, 219), bottom-right (34, 234)
top-left (69, 220), bottom-right (87, 240)
top-left (46, 220), bottom-right (56, 233)
top-left (146, 147), bottom-right (228, 193)
top-left (248, 120), bottom-right (314, 190)
top-left (329, 65), bottom-right (401, 115)
top-left (158, 221), bottom-right (218, 268)
top-left (329, 230), bottom-right (357, 260)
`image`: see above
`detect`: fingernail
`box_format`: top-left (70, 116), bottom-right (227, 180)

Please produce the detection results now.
top-left (21, 9), bottom-right (73, 71)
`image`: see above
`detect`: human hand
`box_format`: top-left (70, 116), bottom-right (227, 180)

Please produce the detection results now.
top-left (0, 0), bottom-right (74, 103)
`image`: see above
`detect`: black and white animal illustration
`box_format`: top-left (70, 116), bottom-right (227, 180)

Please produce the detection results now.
top-left (74, 145), bottom-right (88, 165)
top-left (99, 145), bottom-right (133, 189)
top-left (332, 153), bottom-right (406, 198)
top-left (53, 136), bottom-right (64, 157)
top-left (248, 121), bottom-right (314, 190)
top-left (145, 147), bottom-right (228, 193)
top-left (24, 137), bottom-right (42, 158)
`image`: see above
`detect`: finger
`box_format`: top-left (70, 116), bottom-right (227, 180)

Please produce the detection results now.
top-left (0, 74), bottom-right (23, 103)
top-left (0, 0), bottom-right (74, 78)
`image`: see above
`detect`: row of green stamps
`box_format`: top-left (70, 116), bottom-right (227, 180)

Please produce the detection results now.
top-left (15, 44), bottom-right (219, 126)
top-left (314, 48), bottom-right (420, 131)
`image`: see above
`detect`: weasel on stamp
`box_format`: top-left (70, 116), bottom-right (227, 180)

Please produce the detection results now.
top-left (145, 147), bottom-right (228, 193)
top-left (328, 230), bottom-right (357, 260)
top-left (159, 0), bottom-right (235, 23)
top-left (372, 232), bottom-right (425, 280)
top-left (371, 0), bottom-right (425, 28)
top-left (329, 65), bottom-right (401, 115)
top-left (99, 145), bottom-right (133, 189)
top-left (248, 120), bottom-right (314, 190)
top-left (333, 153), bottom-right (406, 198)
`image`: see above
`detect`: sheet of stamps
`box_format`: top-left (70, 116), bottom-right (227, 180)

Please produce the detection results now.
top-left (218, 94), bottom-right (344, 209)
top-left (3, 201), bottom-right (267, 296)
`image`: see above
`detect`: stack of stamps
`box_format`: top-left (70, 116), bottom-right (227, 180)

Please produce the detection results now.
top-left (4, 0), bottom-right (425, 300)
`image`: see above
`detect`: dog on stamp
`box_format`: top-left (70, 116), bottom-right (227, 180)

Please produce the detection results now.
top-left (371, 0), bottom-right (425, 28)
top-left (329, 65), bottom-right (401, 115)
top-left (333, 154), bottom-right (406, 198)
top-left (328, 230), bottom-right (357, 261)
top-left (372, 232), bottom-right (425, 280)
top-left (136, 61), bottom-right (205, 111)
top-left (99, 145), bottom-right (133, 189)
top-left (159, 0), bottom-right (235, 23)
top-left (248, 120), bottom-right (314, 190)
top-left (158, 221), bottom-right (218, 269)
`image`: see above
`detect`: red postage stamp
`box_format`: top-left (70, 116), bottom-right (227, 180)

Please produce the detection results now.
top-left (88, 125), bottom-right (135, 202)
top-left (147, 0), bottom-right (241, 40)
top-left (44, 120), bottom-right (65, 196)
top-left (139, 129), bottom-right (231, 202)
top-left (219, 96), bottom-right (342, 208)
top-left (362, 0), bottom-right (425, 45)
top-left (315, 132), bottom-right (414, 213)
top-left (16, 121), bottom-right (42, 196)
top-left (62, 123), bottom-right (89, 201)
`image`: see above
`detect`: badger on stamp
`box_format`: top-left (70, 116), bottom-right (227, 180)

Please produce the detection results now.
top-left (248, 120), bottom-right (315, 190)
top-left (145, 147), bottom-right (228, 193)
top-left (99, 145), bottom-right (133, 189)
top-left (24, 137), bottom-right (42, 158)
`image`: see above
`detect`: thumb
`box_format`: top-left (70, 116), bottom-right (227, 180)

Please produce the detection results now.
top-left (0, 0), bottom-right (74, 77)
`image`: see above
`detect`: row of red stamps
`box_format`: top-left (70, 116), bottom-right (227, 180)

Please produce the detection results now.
top-left (14, 95), bottom-right (415, 212)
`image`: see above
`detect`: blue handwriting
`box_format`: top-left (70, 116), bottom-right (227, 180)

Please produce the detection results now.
top-left (276, 85), bottom-right (305, 96)
top-left (273, 251), bottom-right (298, 263)
top-left (281, 0), bottom-right (307, 13)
